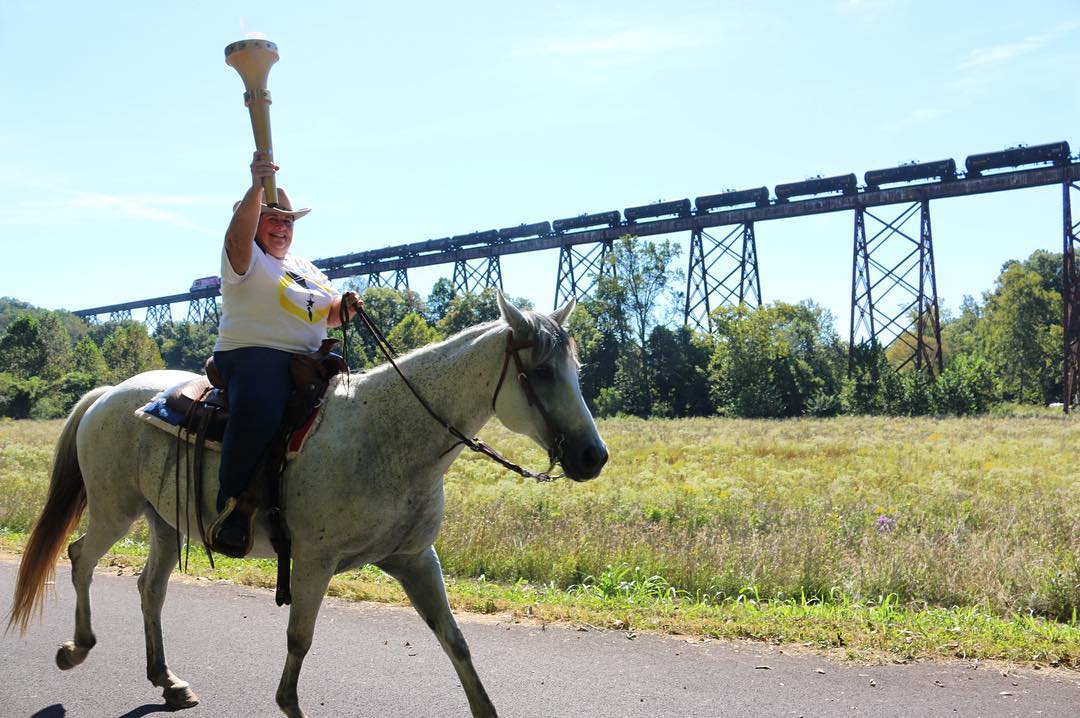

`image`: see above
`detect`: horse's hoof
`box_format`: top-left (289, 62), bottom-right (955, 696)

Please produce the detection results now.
top-left (163, 683), bottom-right (200, 709)
top-left (55, 641), bottom-right (88, 670)
top-left (281, 707), bottom-right (309, 718)
top-left (276, 696), bottom-right (309, 718)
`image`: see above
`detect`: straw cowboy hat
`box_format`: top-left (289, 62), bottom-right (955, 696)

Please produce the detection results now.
top-left (233, 187), bottom-right (311, 219)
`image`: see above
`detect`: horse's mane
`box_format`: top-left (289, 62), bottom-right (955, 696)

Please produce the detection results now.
top-left (373, 311), bottom-right (579, 373)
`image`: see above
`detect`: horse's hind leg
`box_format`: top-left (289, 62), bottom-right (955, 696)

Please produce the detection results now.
top-left (138, 507), bottom-right (199, 709)
top-left (57, 502), bottom-right (141, 670)
top-left (378, 546), bottom-right (497, 718)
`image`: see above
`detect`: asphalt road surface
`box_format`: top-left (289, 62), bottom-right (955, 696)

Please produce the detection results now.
top-left (1, 560), bottom-right (1077, 717)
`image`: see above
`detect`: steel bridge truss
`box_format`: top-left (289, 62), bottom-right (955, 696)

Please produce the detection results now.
top-left (1063, 177), bottom-right (1080, 411)
top-left (555, 240), bottom-right (613, 309)
top-left (452, 256), bottom-right (502, 295)
top-left (684, 224), bottom-right (761, 332)
top-left (71, 162), bottom-right (1080, 405)
top-left (850, 200), bottom-right (942, 377)
top-left (186, 297), bottom-right (219, 325)
top-left (364, 268), bottom-right (410, 292)
top-left (144, 303), bottom-right (173, 332)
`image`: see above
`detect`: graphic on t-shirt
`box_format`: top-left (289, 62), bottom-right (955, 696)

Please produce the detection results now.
top-left (278, 269), bottom-right (333, 324)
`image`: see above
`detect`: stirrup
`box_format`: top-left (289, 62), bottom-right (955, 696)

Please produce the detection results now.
top-left (207, 498), bottom-right (256, 558)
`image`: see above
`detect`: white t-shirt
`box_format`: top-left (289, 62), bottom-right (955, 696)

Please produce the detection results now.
top-left (214, 244), bottom-right (337, 354)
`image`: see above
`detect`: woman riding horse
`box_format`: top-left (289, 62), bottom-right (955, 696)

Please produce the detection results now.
top-left (9, 290), bottom-right (607, 717)
top-left (212, 151), bottom-right (361, 551)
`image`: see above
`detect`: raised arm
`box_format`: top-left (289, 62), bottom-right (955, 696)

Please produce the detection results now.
top-left (223, 151), bottom-right (277, 275)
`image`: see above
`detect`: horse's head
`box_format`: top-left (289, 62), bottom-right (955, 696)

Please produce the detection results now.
top-left (493, 292), bottom-right (608, 481)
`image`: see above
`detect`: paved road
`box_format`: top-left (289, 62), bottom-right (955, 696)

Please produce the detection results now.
top-left (1, 560), bottom-right (1077, 718)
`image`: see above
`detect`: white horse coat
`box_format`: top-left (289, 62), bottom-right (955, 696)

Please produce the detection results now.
top-left (10, 294), bottom-right (607, 718)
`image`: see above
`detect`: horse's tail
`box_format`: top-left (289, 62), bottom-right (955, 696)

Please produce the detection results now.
top-left (7, 386), bottom-right (111, 635)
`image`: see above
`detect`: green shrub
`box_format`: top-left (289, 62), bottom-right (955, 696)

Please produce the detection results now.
top-left (933, 354), bottom-right (999, 415)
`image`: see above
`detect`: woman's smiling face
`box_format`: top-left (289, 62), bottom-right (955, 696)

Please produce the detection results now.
top-left (256, 213), bottom-right (294, 258)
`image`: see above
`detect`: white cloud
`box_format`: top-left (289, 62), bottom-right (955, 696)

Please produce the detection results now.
top-left (19, 192), bottom-right (218, 234)
top-left (958, 19), bottom-right (1080, 70)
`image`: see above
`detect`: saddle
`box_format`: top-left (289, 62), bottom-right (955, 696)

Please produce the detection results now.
top-left (174, 338), bottom-right (347, 606)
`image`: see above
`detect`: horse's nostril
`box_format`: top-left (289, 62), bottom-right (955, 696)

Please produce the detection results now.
top-left (582, 444), bottom-right (608, 471)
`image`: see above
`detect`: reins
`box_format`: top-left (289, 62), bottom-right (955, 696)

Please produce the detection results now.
top-left (350, 304), bottom-right (562, 482)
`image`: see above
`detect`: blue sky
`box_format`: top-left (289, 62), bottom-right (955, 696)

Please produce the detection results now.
top-left (2, 2), bottom-right (1077, 331)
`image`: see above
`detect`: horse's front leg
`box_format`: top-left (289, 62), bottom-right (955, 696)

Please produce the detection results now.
top-left (378, 546), bottom-right (497, 718)
top-left (139, 508), bottom-right (198, 708)
top-left (275, 557), bottom-right (334, 718)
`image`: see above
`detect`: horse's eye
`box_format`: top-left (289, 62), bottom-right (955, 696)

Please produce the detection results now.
top-left (532, 364), bottom-right (554, 380)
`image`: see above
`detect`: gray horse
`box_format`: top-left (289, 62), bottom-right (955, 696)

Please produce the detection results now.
top-left (8, 293), bottom-right (607, 718)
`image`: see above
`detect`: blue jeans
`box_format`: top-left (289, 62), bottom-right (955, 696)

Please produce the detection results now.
top-left (213, 347), bottom-right (293, 511)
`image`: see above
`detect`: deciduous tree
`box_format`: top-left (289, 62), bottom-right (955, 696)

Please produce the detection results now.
top-left (72, 336), bottom-right (109, 384)
top-left (154, 321), bottom-right (218, 372)
top-left (0, 312), bottom-right (73, 381)
top-left (387, 312), bottom-right (442, 354)
top-left (977, 263), bottom-right (1058, 402)
top-left (101, 322), bottom-right (164, 382)
top-left (593, 236), bottom-right (681, 415)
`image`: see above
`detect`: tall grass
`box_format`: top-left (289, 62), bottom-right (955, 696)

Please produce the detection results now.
top-left (3, 414), bottom-right (1079, 623)
top-left (0, 419), bottom-right (64, 534)
top-left (437, 415), bottom-right (1080, 622)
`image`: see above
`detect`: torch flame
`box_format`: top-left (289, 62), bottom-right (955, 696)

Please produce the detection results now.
top-left (238, 17), bottom-right (267, 40)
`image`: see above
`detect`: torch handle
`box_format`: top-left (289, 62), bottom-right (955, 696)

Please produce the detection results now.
top-left (245, 90), bottom-right (278, 206)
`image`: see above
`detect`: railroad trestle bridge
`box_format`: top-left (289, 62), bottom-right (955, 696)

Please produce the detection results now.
top-left (75, 142), bottom-right (1080, 405)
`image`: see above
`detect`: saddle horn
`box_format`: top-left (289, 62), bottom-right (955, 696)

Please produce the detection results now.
top-left (225, 39), bottom-right (280, 206)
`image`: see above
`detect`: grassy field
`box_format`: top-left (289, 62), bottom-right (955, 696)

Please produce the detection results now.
top-left (2, 414), bottom-right (1080, 667)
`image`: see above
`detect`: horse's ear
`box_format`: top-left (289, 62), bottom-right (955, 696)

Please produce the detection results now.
top-left (497, 290), bottom-right (531, 336)
top-left (551, 296), bottom-right (576, 327)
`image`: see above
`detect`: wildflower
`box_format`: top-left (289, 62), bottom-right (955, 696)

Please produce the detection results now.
top-left (876, 514), bottom-right (897, 532)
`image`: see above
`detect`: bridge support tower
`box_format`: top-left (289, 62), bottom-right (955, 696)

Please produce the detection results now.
top-left (554, 240), bottom-right (613, 309)
top-left (1063, 177), bottom-right (1080, 411)
top-left (365, 268), bottom-right (410, 292)
top-left (849, 200), bottom-right (942, 377)
top-left (452, 257), bottom-right (502, 295)
top-left (186, 297), bottom-right (219, 325)
top-left (684, 223), bottom-right (761, 332)
top-left (145, 303), bottom-right (172, 332)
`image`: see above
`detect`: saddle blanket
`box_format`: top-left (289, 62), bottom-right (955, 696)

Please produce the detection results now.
top-left (134, 382), bottom-right (328, 459)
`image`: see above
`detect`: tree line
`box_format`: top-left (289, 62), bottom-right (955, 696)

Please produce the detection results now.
top-left (0, 237), bottom-right (1066, 420)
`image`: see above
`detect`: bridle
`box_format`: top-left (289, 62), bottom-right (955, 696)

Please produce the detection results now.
top-left (351, 305), bottom-right (564, 482)
top-left (490, 332), bottom-right (566, 468)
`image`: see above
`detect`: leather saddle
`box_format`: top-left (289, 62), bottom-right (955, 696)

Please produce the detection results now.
top-left (170, 338), bottom-right (348, 605)
top-left (164, 377), bottom-right (228, 443)
top-left (163, 338), bottom-right (348, 440)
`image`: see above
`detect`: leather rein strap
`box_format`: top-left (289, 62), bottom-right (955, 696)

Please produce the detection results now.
top-left (352, 306), bottom-right (562, 482)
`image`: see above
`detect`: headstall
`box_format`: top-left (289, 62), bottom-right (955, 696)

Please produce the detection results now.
top-left (353, 306), bottom-right (563, 482)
